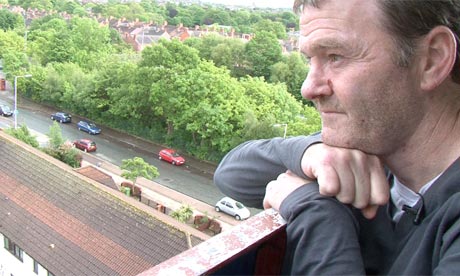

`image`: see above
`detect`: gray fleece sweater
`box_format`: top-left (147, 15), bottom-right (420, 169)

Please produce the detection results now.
top-left (214, 134), bottom-right (460, 275)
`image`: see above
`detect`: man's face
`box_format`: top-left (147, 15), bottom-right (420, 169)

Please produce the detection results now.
top-left (299, 0), bottom-right (425, 155)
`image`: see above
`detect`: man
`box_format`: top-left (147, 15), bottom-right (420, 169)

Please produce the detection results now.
top-left (214, 0), bottom-right (460, 274)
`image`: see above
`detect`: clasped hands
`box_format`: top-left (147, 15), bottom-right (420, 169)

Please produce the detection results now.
top-left (263, 144), bottom-right (390, 219)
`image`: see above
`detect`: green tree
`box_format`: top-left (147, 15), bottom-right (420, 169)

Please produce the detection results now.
top-left (270, 52), bottom-right (309, 103)
top-left (5, 125), bottom-right (39, 148)
top-left (240, 77), bottom-right (302, 123)
top-left (28, 17), bottom-right (73, 65)
top-left (138, 39), bottom-right (201, 136)
top-left (28, 16), bottom-right (114, 69)
top-left (59, 146), bottom-right (82, 168)
top-left (252, 19), bottom-right (287, 39)
top-left (281, 11), bottom-right (298, 29)
top-left (17, 0), bottom-right (53, 10)
top-left (202, 8), bottom-right (232, 26)
top-left (288, 105), bottom-right (322, 136)
top-left (171, 61), bottom-right (249, 157)
top-left (0, 30), bottom-right (27, 75)
top-left (185, 35), bottom-right (247, 78)
top-left (0, 9), bottom-right (22, 31)
top-left (121, 157), bottom-right (159, 195)
top-left (245, 31), bottom-right (282, 80)
top-left (48, 121), bottom-right (64, 149)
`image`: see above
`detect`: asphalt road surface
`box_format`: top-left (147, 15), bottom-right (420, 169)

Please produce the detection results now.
top-left (0, 89), bottom-right (231, 207)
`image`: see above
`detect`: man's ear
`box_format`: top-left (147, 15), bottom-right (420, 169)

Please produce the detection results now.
top-left (419, 26), bottom-right (457, 91)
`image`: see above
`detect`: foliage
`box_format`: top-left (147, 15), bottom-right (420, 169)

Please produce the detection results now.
top-left (121, 157), bottom-right (159, 184)
top-left (0, 29), bottom-right (28, 76)
top-left (0, 9), bottom-right (22, 31)
top-left (48, 121), bottom-right (64, 149)
top-left (270, 52), bottom-right (310, 103)
top-left (291, 105), bottom-right (322, 136)
top-left (16, 0), bottom-right (53, 10)
top-left (4, 125), bottom-right (39, 148)
top-left (171, 205), bottom-right (193, 223)
top-left (59, 146), bottom-right (82, 168)
top-left (27, 16), bottom-right (115, 69)
top-left (42, 122), bottom-right (82, 168)
top-left (3, 1), bottom-right (320, 163)
top-left (245, 31), bottom-right (283, 80)
top-left (41, 143), bottom-right (82, 168)
top-left (199, 212), bottom-right (210, 224)
top-left (185, 35), bottom-right (247, 78)
top-left (252, 19), bottom-right (287, 39)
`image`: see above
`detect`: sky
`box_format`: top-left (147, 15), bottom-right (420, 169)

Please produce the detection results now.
top-left (201, 0), bottom-right (295, 9)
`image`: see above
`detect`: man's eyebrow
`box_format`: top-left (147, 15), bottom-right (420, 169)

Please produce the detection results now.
top-left (300, 35), bottom-right (354, 56)
top-left (309, 37), bottom-right (347, 51)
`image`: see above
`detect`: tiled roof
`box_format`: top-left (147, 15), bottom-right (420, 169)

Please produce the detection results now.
top-left (76, 165), bottom-right (118, 190)
top-left (0, 132), bottom-right (202, 276)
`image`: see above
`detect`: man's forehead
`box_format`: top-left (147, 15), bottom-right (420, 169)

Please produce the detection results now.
top-left (299, 0), bottom-right (379, 29)
top-left (298, 0), bottom-right (381, 47)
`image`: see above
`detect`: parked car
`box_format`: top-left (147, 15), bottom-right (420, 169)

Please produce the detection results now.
top-left (158, 148), bottom-right (185, 166)
top-left (50, 112), bottom-right (72, 123)
top-left (77, 120), bottom-right (101, 135)
top-left (0, 105), bottom-right (13, 117)
top-left (73, 139), bottom-right (97, 152)
top-left (215, 197), bottom-right (251, 220)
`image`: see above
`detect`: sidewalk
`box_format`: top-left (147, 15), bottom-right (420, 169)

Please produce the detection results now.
top-left (81, 154), bottom-right (241, 232)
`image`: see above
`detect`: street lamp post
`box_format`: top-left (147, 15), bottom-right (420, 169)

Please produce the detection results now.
top-left (273, 123), bottom-right (288, 139)
top-left (14, 74), bottom-right (32, 129)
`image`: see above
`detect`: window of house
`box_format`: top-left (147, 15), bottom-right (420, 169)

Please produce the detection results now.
top-left (3, 236), bottom-right (23, 262)
top-left (47, 271), bottom-right (55, 276)
top-left (33, 260), bottom-right (39, 274)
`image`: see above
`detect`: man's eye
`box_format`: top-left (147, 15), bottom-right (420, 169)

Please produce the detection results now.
top-left (328, 54), bottom-right (342, 62)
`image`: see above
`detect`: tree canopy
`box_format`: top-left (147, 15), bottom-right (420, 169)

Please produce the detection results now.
top-left (2, 1), bottom-right (320, 162)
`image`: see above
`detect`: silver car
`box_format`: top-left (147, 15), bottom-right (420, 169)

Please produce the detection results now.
top-left (215, 197), bottom-right (251, 220)
top-left (0, 105), bottom-right (13, 117)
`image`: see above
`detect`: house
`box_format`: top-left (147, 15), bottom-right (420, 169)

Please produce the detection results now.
top-left (75, 165), bottom-right (118, 190)
top-left (0, 131), bottom-right (206, 276)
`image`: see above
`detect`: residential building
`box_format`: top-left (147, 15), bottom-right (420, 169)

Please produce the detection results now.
top-left (0, 131), bottom-right (206, 276)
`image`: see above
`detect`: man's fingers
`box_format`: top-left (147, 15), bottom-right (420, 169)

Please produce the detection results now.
top-left (302, 143), bottom-right (389, 215)
top-left (316, 165), bottom-right (341, 196)
top-left (361, 205), bottom-right (379, 219)
top-left (334, 162), bottom-right (358, 204)
top-left (263, 181), bottom-right (275, 209)
top-left (369, 161), bottom-right (390, 205)
top-left (348, 154), bottom-right (371, 209)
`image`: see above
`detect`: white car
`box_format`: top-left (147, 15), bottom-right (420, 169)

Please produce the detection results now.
top-left (215, 197), bottom-right (251, 220)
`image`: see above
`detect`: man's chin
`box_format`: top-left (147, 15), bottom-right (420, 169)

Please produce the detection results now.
top-left (322, 132), bottom-right (356, 149)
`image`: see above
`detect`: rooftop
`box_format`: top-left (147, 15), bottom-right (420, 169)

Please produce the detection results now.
top-left (0, 131), bottom-right (204, 275)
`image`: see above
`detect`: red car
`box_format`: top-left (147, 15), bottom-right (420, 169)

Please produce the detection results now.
top-left (73, 139), bottom-right (97, 152)
top-left (158, 148), bottom-right (185, 166)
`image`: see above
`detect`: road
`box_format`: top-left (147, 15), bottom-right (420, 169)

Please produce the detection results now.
top-left (0, 89), bottom-right (232, 208)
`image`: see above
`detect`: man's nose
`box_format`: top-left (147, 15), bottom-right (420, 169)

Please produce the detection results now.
top-left (301, 66), bottom-right (332, 100)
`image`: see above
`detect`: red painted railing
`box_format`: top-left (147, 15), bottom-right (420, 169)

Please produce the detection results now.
top-left (137, 209), bottom-right (287, 276)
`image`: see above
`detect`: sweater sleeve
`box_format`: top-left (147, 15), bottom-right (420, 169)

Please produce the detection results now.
top-left (279, 183), bottom-right (365, 275)
top-left (213, 133), bottom-right (322, 208)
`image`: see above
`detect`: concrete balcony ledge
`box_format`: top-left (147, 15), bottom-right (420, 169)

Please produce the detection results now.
top-left (138, 208), bottom-right (287, 276)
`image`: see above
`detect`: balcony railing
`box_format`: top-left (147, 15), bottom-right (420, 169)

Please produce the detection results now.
top-left (137, 209), bottom-right (287, 276)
